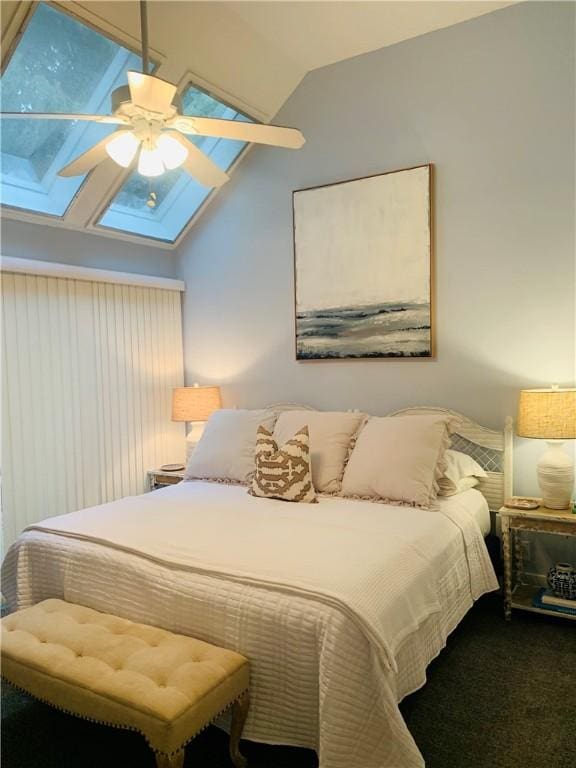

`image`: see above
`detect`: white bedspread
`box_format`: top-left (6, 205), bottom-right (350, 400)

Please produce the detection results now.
top-left (2, 483), bottom-right (497, 768)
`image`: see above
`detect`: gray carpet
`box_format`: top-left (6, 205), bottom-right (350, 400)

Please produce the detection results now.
top-left (2, 593), bottom-right (575, 768)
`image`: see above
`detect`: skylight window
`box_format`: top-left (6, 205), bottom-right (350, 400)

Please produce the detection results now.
top-left (96, 85), bottom-right (254, 243)
top-left (0, 3), bottom-right (140, 217)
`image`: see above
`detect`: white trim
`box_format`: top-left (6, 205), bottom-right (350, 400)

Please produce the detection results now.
top-left (177, 69), bottom-right (270, 124)
top-left (51, 1), bottom-right (166, 67)
top-left (0, 206), bottom-right (176, 250)
top-left (0, 256), bottom-right (184, 291)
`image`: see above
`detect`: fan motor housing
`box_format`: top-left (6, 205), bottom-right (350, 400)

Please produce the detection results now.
top-left (111, 85), bottom-right (182, 116)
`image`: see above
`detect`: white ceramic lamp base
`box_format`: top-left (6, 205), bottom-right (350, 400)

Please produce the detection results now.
top-left (186, 421), bottom-right (206, 462)
top-left (537, 441), bottom-right (574, 510)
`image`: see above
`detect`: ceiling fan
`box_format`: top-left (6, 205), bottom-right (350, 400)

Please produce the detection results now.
top-left (0, 1), bottom-right (305, 188)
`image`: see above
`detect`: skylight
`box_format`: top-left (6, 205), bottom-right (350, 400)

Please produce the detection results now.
top-left (0, 3), bottom-right (140, 217)
top-left (96, 85), bottom-right (253, 243)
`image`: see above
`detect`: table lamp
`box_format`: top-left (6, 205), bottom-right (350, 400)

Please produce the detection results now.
top-left (172, 384), bottom-right (222, 460)
top-left (517, 386), bottom-right (576, 509)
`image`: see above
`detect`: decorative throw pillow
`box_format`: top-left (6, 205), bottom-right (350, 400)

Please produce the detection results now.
top-left (249, 425), bottom-right (317, 503)
top-left (273, 410), bottom-right (366, 494)
top-left (185, 409), bottom-right (277, 484)
top-left (341, 414), bottom-right (454, 508)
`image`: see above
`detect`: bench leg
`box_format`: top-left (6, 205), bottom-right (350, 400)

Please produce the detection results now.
top-left (229, 692), bottom-right (250, 768)
top-left (155, 749), bottom-right (185, 768)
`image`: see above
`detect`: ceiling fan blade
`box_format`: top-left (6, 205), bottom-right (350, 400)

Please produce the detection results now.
top-left (0, 112), bottom-right (127, 124)
top-left (127, 71), bottom-right (177, 114)
top-left (58, 135), bottom-right (113, 177)
top-left (171, 116), bottom-right (305, 149)
top-left (173, 134), bottom-right (229, 188)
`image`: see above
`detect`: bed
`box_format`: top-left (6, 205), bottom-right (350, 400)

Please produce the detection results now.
top-left (1, 407), bottom-right (511, 768)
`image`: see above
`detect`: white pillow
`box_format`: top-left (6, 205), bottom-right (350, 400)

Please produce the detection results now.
top-left (185, 409), bottom-right (277, 483)
top-left (438, 476), bottom-right (479, 497)
top-left (438, 449), bottom-right (487, 494)
top-left (273, 410), bottom-right (365, 493)
top-left (341, 414), bottom-right (453, 508)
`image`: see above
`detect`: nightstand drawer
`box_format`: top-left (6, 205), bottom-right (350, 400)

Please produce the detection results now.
top-left (509, 517), bottom-right (575, 536)
top-left (147, 469), bottom-right (185, 491)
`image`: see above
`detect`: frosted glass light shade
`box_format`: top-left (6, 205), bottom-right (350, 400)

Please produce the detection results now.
top-left (172, 386), bottom-right (222, 422)
top-left (138, 146), bottom-right (165, 177)
top-left (157, 133), bottom-right (188, 170)
top-left (105, 131), bottom-right (140, 167)
top-left (517, 388), bottom-right (576, 439)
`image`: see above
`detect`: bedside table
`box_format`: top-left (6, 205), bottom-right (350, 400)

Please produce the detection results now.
top-left (147, 468), bottom-right (185, 491)
top-left (498, 504), bottom-right (576, 621)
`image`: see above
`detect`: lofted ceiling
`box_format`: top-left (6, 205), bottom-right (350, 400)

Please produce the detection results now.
top-left (223, 1), bottom-right (517, 73)
top-left (2, 0), bottom-right (516, 122)
top-left (1, 0), bottom-right (516, 248)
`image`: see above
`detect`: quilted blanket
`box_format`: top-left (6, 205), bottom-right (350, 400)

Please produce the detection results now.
top-left (2, 482), bottom-right (498, 768)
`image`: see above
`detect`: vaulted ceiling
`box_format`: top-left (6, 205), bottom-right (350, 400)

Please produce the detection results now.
top-left (1, 1), bottom-right (515, 248)
top-left (2, 1), bottom-right (515, 122)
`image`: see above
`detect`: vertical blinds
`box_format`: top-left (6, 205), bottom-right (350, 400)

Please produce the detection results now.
top-left (1, 271), bottom-right (185, 551)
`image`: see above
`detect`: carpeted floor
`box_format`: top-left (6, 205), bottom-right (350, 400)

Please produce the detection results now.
top-left (2, 592), bottom-right (574, 768)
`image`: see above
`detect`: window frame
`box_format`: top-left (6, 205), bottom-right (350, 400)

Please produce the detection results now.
top-left (1, 35), bottom-right (139, 219)
top-left (91, 71), bottom-right (259, 247)
top-left (0, 1), bottom-right (167, 239)
top-left (1, 6), bottom-right (266, 250)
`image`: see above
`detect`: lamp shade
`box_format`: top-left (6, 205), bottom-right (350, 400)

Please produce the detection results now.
top-left (517, 388), bottom-right (576, 439)
top-left (172, 385), bottom-right (221, 422)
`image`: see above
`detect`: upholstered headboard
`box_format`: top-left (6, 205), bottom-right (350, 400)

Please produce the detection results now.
top-left (388, 407), bottom-right (513, 511)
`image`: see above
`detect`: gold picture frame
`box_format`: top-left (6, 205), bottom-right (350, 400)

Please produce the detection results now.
top-left (292, 163), bottom-right (435, 361)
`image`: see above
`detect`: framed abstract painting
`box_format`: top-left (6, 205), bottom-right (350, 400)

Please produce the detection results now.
top-left (292, 164), bottom-right (434, 360)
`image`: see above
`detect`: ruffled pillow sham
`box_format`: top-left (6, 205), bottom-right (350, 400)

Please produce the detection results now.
top-left (340, 414), bottom-right (454, 508)
top-left (273, 410), bottom-right (366, 494)
top-left (185, 409), bottom-right (277, 484)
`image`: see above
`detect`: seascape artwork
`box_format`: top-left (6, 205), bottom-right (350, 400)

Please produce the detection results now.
top-left (293, 165), bottom-right (433, 360)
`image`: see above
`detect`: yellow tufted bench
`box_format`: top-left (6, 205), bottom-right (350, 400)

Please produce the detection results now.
top-left (1, 599), bottom-right (250, 768)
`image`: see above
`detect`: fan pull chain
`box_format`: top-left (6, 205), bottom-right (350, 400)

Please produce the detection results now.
top-left (146, 189), bottom-right (158, 208)
top-left (146, 177), bottom-right (157, 208)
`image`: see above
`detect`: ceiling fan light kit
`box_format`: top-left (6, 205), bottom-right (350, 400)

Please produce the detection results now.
top-left (105, 119), bottom-right (191, 177)
top-left (138, 144), bottom-right (165, 177)
top-left (157, 132), bottom-right (189, 170)
top-left (105, 131), bottom-right (140, 168)
top-left (0, 0), bottom-right (305, 188)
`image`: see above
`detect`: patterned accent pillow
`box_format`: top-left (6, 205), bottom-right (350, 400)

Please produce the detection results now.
top-left (249, 425), bottom-right (317, 503)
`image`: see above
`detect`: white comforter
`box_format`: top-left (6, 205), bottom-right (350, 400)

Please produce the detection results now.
top-left (2, 482), bottom-right (498, 768)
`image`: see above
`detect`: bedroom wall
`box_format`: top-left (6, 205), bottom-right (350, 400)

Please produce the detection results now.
top-left (1, 219), bottom-right (178, 279)
top-left (177, 1), bottom-right (575, 504)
